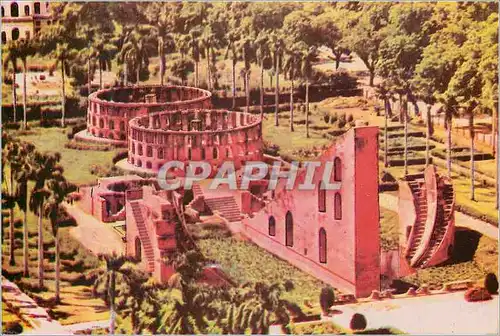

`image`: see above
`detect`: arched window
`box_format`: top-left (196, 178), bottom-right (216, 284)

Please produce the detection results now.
top-left (268, 216), bottom-right (276, 236)
top-left (24, 5), bottom-right (29, 16)
top-left (1, 7), bottom-right (4, 17)
top-left (10, 3), bottom-right (19, 17)
top-left (34, 2), bottom-right (40, 14)
top-left (226, 148), bottom-right (231, 158)
top-left (334, 157), bottom-right (342, 182)
top-left (201, 148), bottom-right (205, 160)
top-left (135, 237), bottom-right (142, 261)
top-left (146, 146), bottom-right (152, 157)
top-left (319, 228), bottom-right (327, 263)
top-left (99, 118), bottom-right (104, 128)
top-left (120, 121), bottom-right (125, 131)
top-left (318, 181), bottom-right (326, 212)
top-left (137, 159), bottom-right (142, 167)
top-left (109, 120), bottom-right (114, 130)
top-left (11, 28), bottom-right (20, 41)
top-left (285, 211), bottom-right (293, 247)
top-left (187, 148), bottom-right (192, 160)
top-left (146, 162), bottom-right (152, 169)
top-left (158, 148), bottom-right (164, 159)
top-left (334, 193), bottom-right (342, 220)
top-left (212, 147), bottom-right (218, 159)
top-left (131, 144), bottom-right (135, 154)
top-left (1, 32), bottom-right (6, 44)
top-left (138, 144), bottom-right (143, 156)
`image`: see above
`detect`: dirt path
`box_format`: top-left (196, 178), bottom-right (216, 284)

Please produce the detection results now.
top-left (328, 291), bottom-right (498, 334)
top-left (380, 193), bottom-right (498, 240)
top-left (64, 203), bottom-right (124, 255)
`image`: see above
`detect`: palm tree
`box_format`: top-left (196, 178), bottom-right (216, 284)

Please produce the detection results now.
top-left (2, 42), bottom-right (20, 124)
top-left (188, 28), bottom-right (202, 87)
top-left (239, 37), bottom-right (254, 113)
top-left (120, 26), bottom-right (156, 84)
top-left (91, 35), bottom-right (116, 90)
top-left (29, 152), bottom-right (63, 288)
top-left (270, 33), bottom-right (285, 126)
top-left (440, 94), bottom-right (458, 177)
top-left (15, 142), bottom-right (35, 276)
top-left (224, 30), bottom-right (240, 109)
top-left (300, 46), bottom-right (317, 139)
top-left (283, 41), bottom-right (304, 132)
top-left (376, 84), bottom-right (392, 167)
top-left (53, 43), bottom-right (78, 128)
top-left (3, 140), bottom-right (25, 266)
top-left (16, 39), bottom-right (36, 130)
top-left (92, 253), bottom-right (133, 335)
top-left (144, 2), bottom-right (180, 86)
top-left (44, 177), bottom-right (75, 302)
top-left (256, 33), bottom-right (271, 119)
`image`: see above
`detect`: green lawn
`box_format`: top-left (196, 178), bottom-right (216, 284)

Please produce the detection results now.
top-left (380, 207), bottom-right (399, 251)
top-left (10, 126), bottom-right (120, 186)
top-left (197, 236), bottom-right (328, 314)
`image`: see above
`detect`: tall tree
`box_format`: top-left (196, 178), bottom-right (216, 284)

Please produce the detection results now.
top-left (2, 43), bottom-right (19, 123)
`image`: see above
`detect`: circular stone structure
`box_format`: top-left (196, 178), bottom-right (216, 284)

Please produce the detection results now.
top-left (126, 109), bottom-right (263, 175)
top-left (80, 85), bottom-right (212, 145)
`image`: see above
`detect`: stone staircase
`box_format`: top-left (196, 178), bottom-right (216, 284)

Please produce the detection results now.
top-left (415, 181), bottom-right (454, 267)
top-left (205, 196), bottom-right (242, 222)
top-left (406, 180), bottom-right (428, 262)
top-left (192, 182), bottom-right (203, 198)
top-left (130, 202), bottom-right (155, 272)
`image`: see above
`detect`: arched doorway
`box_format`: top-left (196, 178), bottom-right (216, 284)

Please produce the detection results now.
top-left (135, 237), bottom-right (142, 261)
top-left (11, 28), bottom-right (19, 41)
top-left (268, 216), bottom-right (276, 236)
top-left (285, 211), bottom-right (293, 247)
top-left (318, 181), bottom-right (326, 212)
top-left (319, 228), bottom-right (327, 263)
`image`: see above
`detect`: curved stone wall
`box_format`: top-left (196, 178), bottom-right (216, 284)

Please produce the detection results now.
top-left (127, 109), bottom-right (263, 174)
top-left (86, 85), bottom-right (212, 144)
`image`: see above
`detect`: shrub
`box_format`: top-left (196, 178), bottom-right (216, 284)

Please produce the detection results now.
top-left (484, 273), bottom-right (499, 294)
top-left (4, 321), bottom-right (23, 334)
top-left (347, 114), bottom-right (354, 122)
top-left (323, 113), bottom-right (331, 124)
top-left (330, 113), bottom-right (338, 124)
top-left (319, 286), bottom-right (335, 315)
top-left (338, 119), bottom-right (346, 129)
top-left (112, 150), bottom-right (128, 164)
top-left (67, 122), bottom-right (87, 140)
top-left (464, 287), bottom-right (492, 302)
top-left (350, 313), bottom-right (367, 331)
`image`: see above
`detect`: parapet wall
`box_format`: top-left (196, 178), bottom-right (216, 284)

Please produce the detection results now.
top-left (127, 109), bottom-right (263, 174)
top-left (86, 85), bottom-right (212, 145)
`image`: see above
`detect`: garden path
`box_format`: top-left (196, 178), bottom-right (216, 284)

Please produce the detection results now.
top-left (64, 203), bottom-right (124, 256)
top-left (380, 193), bottom-right (498, 240)
top-left (327, 291), bottom-right (498, 334)
top-left (1, 276), bottom-right (69, 335)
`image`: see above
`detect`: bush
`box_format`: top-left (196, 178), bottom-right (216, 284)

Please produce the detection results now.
top-left (464, 287), bottom-right (492, 302)
top-left (347, 114), bottom-right (354, 122)
top-left (484, 273), bottom-right (499, 294)
top-left (112, 150), bottom-right (128, 164)
top-left (67, 122), bottom-right (87, 140)
top-left (3, 321), bottom-right (23, 334)
top-left (350, 313), bottom-right (367, 331)
top-left (323, 113), bottom-right (331, 124)
top-left (319, 286), bottom-right (335, 315)
top-left (330, 113), bottom-right (338, 124)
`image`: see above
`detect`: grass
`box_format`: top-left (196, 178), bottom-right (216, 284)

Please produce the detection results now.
top-left (402, 233), bottom-right (498, 289)
top-left (196, 236), bottom-right (327, 314)
top-left (380, 207), bottom-right (399, 251)
top-left (290, 321), bottom-right (405, 335)
top-left (2, 302), bottom-right (31, 333)
top-left (10, 126), bottom-right (120, 185)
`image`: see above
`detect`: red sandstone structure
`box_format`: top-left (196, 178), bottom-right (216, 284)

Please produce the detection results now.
top-left (398, 165), bottom-right (455, 269)
top-left (127, 109), bottom-right (262, 174)
top-left (77, 85), bottom-right (211, 146)
top-left (77, 85), bottom-right (382, 298)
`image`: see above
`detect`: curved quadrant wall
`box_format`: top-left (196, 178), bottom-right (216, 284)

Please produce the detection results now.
top-left (128, 109), bottom-right (263, 174)
top-left (85, 85), bottom-right (212, 145)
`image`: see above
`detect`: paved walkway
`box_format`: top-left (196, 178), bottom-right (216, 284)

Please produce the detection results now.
top-left (329, 291), bottom-right (498, 334)
top-left (1, 277), bottom-right (69, 335)
top-left (380, 193), bottom-right (498, 240)
top-left (64, 203), bottom-right (124, 255)
top-left (63, 320), bottom-right (109, 334)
